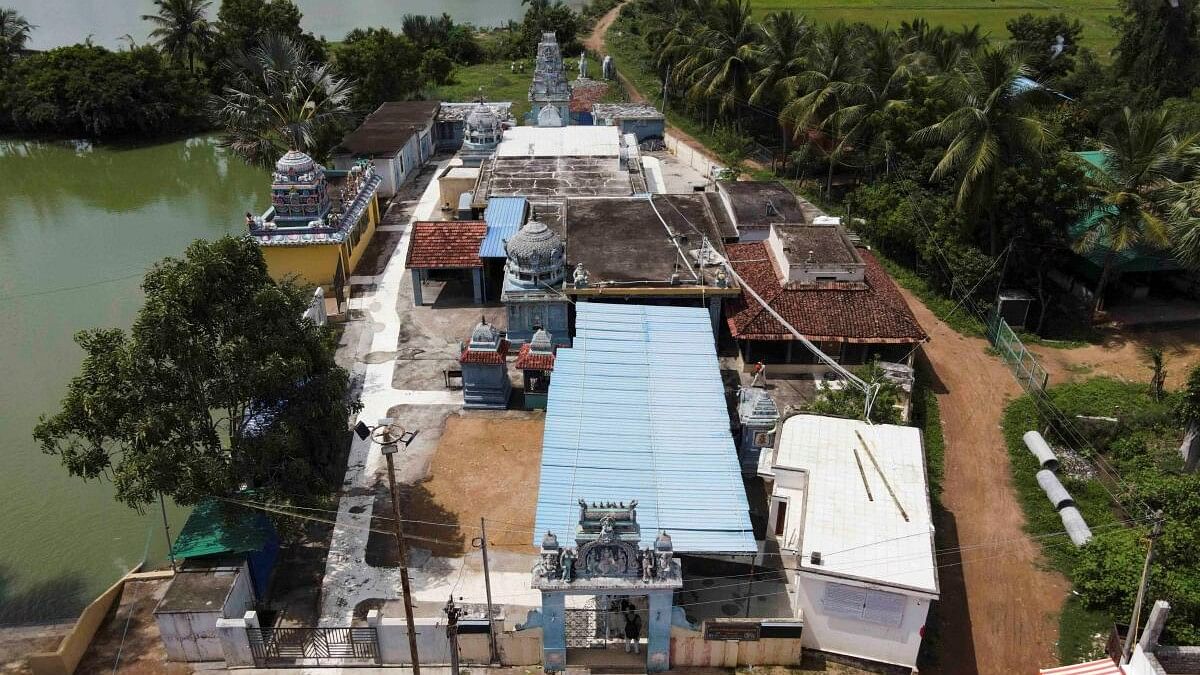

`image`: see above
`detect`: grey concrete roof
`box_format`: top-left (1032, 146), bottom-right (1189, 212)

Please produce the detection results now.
top-left (592, 103), bottom-right (665, 120)
top-left (155, 568), bottom-right (239, 613)
top-left (563, 195), bottom-right (733, 290)
top-left (774, 223), bottom-right (861, 264)
top-left (436, 102), bottom-right (514, 123)
top-left (476, 156), bottom-right (636, 200)
top-left (717, 180), bottom-right (821, 228)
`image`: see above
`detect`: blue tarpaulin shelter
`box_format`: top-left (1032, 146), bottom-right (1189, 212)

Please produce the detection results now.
top-left (533, 303), bottom-right (756, 553)
top-left (172, 498), bottom-right (280, 599)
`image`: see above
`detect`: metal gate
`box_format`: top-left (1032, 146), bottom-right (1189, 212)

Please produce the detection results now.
top-left (565, 608), bottom-right (613, 648)
top-left (248, 626), bottom-right (380, 667)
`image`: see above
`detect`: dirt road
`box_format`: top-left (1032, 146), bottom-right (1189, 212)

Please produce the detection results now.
top-left (583, 2), bottom-right (626, 54)
top-left (901, 288), bottom-right (1070, 674)
top-left (1032, 325), bottom-right (1200, 389)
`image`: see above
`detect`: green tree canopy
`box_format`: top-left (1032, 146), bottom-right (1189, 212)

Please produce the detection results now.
top-left (335, 27), bottom-right (424, 112)
top-left (1005, 13), bottom-right (1084, 79)
top-left (0, 7), bottom-right (34, 67)
top-left (0, 44), bottom-right (205, 137)
top-left (1112, 0), bottom-right (1200, 102)
top-left (34, 236), bottom-right (358, 510)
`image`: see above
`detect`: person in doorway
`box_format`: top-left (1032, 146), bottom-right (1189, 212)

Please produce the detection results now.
top-left (624, 611), bottom-right (642, 654)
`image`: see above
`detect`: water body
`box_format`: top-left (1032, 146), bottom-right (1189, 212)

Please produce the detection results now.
top-left (9, 0), bottom-right (556, 51)
top-left (0, 137), bottom-right (269, 624)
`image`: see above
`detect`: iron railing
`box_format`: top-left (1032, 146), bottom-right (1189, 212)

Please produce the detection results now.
top-left (986, 311), bottom-right (1049, 392)
top-left (248, 626), bottom-right (380, 667)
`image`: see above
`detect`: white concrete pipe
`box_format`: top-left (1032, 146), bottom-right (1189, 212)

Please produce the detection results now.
top-left (1037, 469), bottom-right (1074, 510)
top-left (1024, 430), bottom-right (1060, 471)
top-left (1060, 506), bottom-right (1094, 546)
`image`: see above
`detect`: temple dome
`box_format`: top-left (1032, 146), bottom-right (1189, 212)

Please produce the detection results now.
top-left (506, 220), bottom-right (562, 262)
top-left (275, 149), bottom-right (316, 175)
top-left (466, 102), bottom-right (501, 134)
top-left (469, 319), bottom-right (501, 349)
top-left (530, 328), bottom-right (554, 353)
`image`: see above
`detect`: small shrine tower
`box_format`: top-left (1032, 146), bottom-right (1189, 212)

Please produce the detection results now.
top-left (460, 319), bottom-right (511, 410)
top-left (736, 386), bottom-right (780, 471)
top-left (501, 220), bottom-right (570, 345)
top-left (461, 100), bottom-right (503, 167)
top-left (515, 328), bottom-right (556, 410)
top-left (270, 150), bottom-right (332, 226)
top-left (529, 32), bottom-right (571, 127)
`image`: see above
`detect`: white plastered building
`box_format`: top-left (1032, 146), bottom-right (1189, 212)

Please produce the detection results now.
top-left (759, 414), bottom-right (939, 670)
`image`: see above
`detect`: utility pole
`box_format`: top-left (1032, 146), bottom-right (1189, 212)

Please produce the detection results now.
top-left (1121, 512), bottom-right (1164, 665)
top-left (159, 492), bottom-right (176, 572)
top-left (369, 419), bottom-right (422, 675)
top-left (444, 596), bottom-right (462, 675)
top-left (480, 518), bottom-right (499, 663)
top-left (661, 63), bottom-right (670, 114)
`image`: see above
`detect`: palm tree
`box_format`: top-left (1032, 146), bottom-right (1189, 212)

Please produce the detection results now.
top-left (912, 47), bottom-right (1054, 254)
top-left (1075, 107), bottom-right (1189, 316)
top-left (828, 25), bottom-right (914, 175)
top-left (209, 33), bottom-right (357, 168)
top-left (671, 0), bottom-right (759, 124)
top-left (142, 0), bottom-right (215, 73)
top-left (0, 7), bottom-right (34, 62)
top-left (780, 20), bottom-right (861, 195)
top-left (749, 11), bottom-right (810, 151)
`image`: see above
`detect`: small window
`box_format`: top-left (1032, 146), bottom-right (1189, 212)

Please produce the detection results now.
top-left (773, 500), bottom-right (788, 537)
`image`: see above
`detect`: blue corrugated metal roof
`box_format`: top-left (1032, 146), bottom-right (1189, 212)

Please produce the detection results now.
top-left (533, 303), bottom-right (756, 553)
top-left (481, 197), bottom-right (528, 257)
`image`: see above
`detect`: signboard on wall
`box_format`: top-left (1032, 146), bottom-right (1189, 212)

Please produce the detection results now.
top-left (703, 621), bottom-right (761, 641)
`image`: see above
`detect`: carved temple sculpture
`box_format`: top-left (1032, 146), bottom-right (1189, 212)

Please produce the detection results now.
top-left (532, 500), bottom-right (682, 672)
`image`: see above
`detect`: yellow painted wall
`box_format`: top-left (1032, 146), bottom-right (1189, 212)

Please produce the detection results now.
top-left (261, 193), bottom-right (381, 294)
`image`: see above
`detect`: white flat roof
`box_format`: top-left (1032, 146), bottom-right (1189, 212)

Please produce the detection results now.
top-left (496, 126), bottom-right (621, 158)
top-left (776, 415), bottom-right (937, 595)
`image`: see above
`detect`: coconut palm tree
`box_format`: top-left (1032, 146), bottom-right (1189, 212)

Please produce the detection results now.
top-left (912, 47), bottom-right (1054, 254)
top-left (749, 11), bottom-right (810, 151)
top-left (0, 7), bottom-right (34, 62)
top-left (671, 0), bottom-right (759, 123)
top-left (142, 0), bottom-right (215, 73)
top-left (209, 33), bottom-right (357, 168)
top-left (1075, 107), bottom-right (1191, 316)
top-left (828, 25), bottom-right (914, 175)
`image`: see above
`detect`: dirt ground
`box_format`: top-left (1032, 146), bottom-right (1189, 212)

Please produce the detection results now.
top-left (369, 413), bottom-right (544, 563)
top-left (1033, 324), bottom-right (1200, 389)
top-left (899, 287), bottom-right (1070, 675)
top-left (73, 579), bottom-right (191, 675)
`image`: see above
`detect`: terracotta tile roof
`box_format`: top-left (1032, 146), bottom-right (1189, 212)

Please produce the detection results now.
top-left (515, 343), bottom-right (555, 370)
top-left (570, 80), bottom-right (611, 114)
top-left (724, 243), bottom-right (927, 343)
top-left (460, 340), bottom-right (510, 365)
top-left (406, 221), bottom-right (487, 269)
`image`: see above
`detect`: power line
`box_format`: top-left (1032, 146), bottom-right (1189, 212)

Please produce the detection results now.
top-left (0, 270), bottom-right (147, 303)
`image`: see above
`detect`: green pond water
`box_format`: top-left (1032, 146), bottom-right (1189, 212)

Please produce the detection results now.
top-left (0, 137), bottom-right (269, 624)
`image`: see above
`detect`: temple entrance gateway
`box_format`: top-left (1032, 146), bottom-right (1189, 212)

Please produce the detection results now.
top-left (533, 501), bottom-right (682, 672)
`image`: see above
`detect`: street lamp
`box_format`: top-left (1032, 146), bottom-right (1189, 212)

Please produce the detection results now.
top-left (354, 418), bottom-right (421, 675)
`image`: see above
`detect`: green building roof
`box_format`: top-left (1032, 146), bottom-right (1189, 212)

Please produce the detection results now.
top-left (1070, 151), bottom-right (1183, 275)
top-left (171, 498), bottom-right (275, 560)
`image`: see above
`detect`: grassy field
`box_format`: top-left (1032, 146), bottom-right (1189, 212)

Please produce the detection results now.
top-left (749, 0), bottom-right (1120, 56)
top-left (430, 62), bottom-right (534, 122)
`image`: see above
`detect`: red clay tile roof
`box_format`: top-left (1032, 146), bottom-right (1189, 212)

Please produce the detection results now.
top-left (406, 221), bottom-right (486, 269)
top-left (724, 243), bottom-right (927, 343)
top-left (570, 80), bottom-right (611, 114)
top-left (460, 340), bottom-right (510, 365)
top-left (514, 343), bottom-right (555, 370)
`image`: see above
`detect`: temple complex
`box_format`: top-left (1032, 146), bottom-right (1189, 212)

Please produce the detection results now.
top-left (246, 149), bottom-right (382, 304)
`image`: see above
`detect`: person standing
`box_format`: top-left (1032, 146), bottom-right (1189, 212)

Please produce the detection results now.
top-left (624, 611), bottom-right (642, 654)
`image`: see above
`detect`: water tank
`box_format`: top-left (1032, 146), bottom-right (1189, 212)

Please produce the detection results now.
top-left (1060, 506), bottom-right (1093, 547)
top-left (1023, 431), bottom-right (1060, 471)
top-left (1037, 469), bottom-right (1074, 510)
